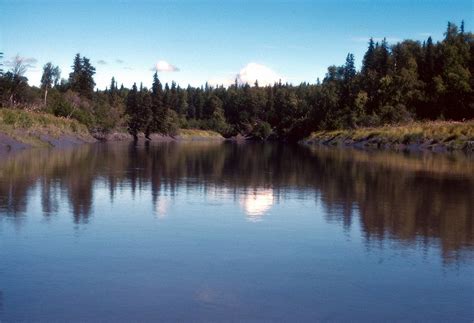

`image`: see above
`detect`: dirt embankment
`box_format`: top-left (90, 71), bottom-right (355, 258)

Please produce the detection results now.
top-left (0, 109), bottom-right (96, 154)
top-left (92, 129), bottom-right (225, 142)
top-left (0, 109), bottom-right (226, 154)
top-left (302, 121), bottom-right (474, 153)
top-left (0, 128), bottom-right (226, 154)
top-left (0, 130), bottom-right (97, 154)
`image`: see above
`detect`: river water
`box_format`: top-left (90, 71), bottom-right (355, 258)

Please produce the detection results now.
top-left (0, 142), bottom-right (473, 321)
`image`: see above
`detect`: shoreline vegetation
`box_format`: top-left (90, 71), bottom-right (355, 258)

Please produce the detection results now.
top-left (302, 121), bottom-right (474, 152)
top-left (0, 21), bottom-right (473, 153)
top-left (0, 109), bottom-right (224, 153)
top-left (0, 108), bottom-right (472, 154)
top-left (0, 108), bottom-right (95, 152)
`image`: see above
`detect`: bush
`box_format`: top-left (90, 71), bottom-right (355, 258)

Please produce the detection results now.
top-left (2, 109), bottom-right (17, 125)
top-left (358, 113), bottom-right (381, 127)
top-left (251, 121), bottom-right (272, 140)
top-left (380, 104), bottom-right (413, 124)
top-left (0, 109), bottom-right (33, 128)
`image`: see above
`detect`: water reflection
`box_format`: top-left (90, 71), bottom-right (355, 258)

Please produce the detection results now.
top-left (154, 195), bottom-right (170, 219)
top-left (0, 142), bottom-right (473, 263)
top-left (240, 188), bottom-right (274, 221)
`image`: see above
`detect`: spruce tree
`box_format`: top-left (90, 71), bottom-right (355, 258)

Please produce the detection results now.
top-left (343, 53), bottom-right (356, 81)
top-left (150, 72), bottom-right (165, 134)
top-left (81, 57), bottom-right (96, 98)
top-left (379, 38), bottom-right (391, 76)
top-left (177, 87), bottom-right (188, 117)
top-left (141, 89), bottom-right (153, 139)
top-left (169, 81), bottom-right (178, 112)
top-left (68, 54), bottom-right (96, 99)
top-left (126, 83), bottom-right (140, 140)
top-left (69, 53), bottom-right (82, 93)
top-left (362, 38), bottom-right (375, 74)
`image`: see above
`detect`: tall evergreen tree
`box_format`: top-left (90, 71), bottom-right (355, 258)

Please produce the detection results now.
top-left (378, 38), bottom-right (391, 76)
top-left (177, 86), bottom-right (188, 117)
top-left (68, 54), bottom-right (96, 98)
top-left (126, 83), bottom-right (140, 140)
top-left (169, 81), bottom-right (178, 112)
top-left (69, 53), bottom-right (82, 93)
top-left (81, 57), bottom-right (96, 98)
top-left (362, 38), bottom-right (376, 74)
top-left (149, 72), bottom-right (165, 134)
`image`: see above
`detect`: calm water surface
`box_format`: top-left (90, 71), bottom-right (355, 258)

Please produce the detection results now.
top-left (0, 142), bottom-right (473, 322)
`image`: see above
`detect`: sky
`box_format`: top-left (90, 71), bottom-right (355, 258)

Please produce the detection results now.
top-left (1, 0), bottom-right (472, 89)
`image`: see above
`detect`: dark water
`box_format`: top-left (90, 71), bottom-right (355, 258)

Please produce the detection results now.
top-left (0, 142), bottom-right (473, 322)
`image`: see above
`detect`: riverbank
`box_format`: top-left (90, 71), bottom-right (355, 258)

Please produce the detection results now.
top-left (0, 109), bottom-right (96, 153)
top-left (91, 128), bottom-right (224, 142)
top-left (2, 109), bottom-right (473, 154)
top-left (0, 109), bottom-right (225, 153)
top-left (302, 121), bottom-right (474, 152)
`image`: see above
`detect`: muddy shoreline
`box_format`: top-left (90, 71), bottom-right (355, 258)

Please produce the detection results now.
top-left (2, 126), bottom-right (473, 155)
top-left (301, 136), bottom-right (474, 153)
top-left (0, 130), bottom-right (226, 154)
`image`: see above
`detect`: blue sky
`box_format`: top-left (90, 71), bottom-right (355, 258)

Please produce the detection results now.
top-left (1, 0), bottom-right (472, 89)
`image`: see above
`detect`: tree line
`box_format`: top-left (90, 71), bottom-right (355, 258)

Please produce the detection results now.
top-left (0, 21), bottom-right (472, 140)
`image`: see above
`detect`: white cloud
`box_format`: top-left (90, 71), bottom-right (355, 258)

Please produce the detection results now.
top-left (208, 62), bottom-right (283, 87)
top-left (237, 63), bottom-right (283, 86)
top-left (153, 60), bottom-right (180, 72)
top-left (97, 59), bottom-right (107, 65)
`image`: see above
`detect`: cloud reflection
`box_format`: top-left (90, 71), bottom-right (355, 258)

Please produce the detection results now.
top-left (239, 188), bottom-right (274, 222)
top-left (154, 196), bottom-right (170, 219)
top-left (0, 142), bottom-right (472, 263)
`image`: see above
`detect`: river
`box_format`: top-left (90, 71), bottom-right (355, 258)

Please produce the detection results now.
top-left (0, 142), bottom-right (473, 321)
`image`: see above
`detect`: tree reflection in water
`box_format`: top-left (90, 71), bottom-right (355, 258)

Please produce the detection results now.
top-left (0, 141), bottom-right (472, 262)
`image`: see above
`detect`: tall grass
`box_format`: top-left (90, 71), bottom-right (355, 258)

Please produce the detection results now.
top-left (307, 121), bottom-right (474, 148)
top-left (178, 129), bottom-right (223, 139)
top-left (0, 108), bottom-right (93, 147)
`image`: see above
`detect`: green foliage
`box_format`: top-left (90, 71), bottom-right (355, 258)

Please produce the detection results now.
top-left (1, 109), bottom-right (32, 127)
top-left (126, 83), bottom-right (141, 138)
top-left (68, 54), bottom-right (96, 99)
top-left (41, 62), bottom-right (61, 91)
top-left (251, 121), bottom-right (272, 140)
top-left (379, 104), bottom-right (413, 124)
top-left (0, 21), bottom-right (472, 141)
top-left (41, 62), bottom-right (61, 105)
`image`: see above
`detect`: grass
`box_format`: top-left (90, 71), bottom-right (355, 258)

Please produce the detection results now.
top-left (0, 109), bottom-right (225, 148)
top-left (0, 108), bottom-right (94, 147)
top-left (178, 129), bottom-right (224, 139)
top-left (306, 121), bottom-right (474, 149)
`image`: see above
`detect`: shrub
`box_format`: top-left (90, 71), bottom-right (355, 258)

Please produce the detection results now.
top-left (251, 121), bottom-right (272, 140)
top-left (380, 104), bottom-right (413, 124)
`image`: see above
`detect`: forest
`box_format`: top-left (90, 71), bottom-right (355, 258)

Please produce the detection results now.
top-left (0, 21), bottom-right (472, 141)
